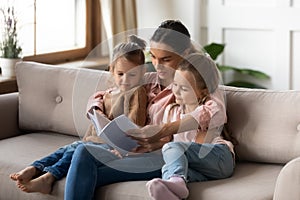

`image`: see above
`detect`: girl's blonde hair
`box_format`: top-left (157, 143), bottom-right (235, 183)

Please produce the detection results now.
top-left (177, 53), bottom-right (221, 94)
top-left (110, 35), bottom-right (146, 73)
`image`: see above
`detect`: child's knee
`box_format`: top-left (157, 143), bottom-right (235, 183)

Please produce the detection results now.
top-left (162, 142), bottom-right (187, 153)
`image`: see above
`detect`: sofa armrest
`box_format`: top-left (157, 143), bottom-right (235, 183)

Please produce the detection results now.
top-left (0, 92), bottom-right (21, 139)
top-left (273, 157), bottom-right (300, 200)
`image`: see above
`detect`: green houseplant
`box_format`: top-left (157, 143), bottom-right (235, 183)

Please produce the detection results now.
top-left (144, 42), bottom-right (270, 88)
top-left (0, 6), bottom-right (22, 77)
top-left (203, 43), bottom-right (270, 89)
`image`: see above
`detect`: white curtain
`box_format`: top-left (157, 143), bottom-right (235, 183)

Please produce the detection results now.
top-left (99, 0), bottom-right (137, 60)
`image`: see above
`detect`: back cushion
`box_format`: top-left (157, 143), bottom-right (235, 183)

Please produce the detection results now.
top-left (224, 86), bottom-right (300, 164)
top-left (16, 61), bottom-right (111, 137)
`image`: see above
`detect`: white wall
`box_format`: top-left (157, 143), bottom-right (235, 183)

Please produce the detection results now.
top-left (136, 0), bottom-right (207, 44)
top-left (136, 0), bottom-right (300, 90)
top-left (208, 0), bottom-right (300, 89)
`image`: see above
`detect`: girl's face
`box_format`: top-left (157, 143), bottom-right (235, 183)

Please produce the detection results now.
top-left (150, 42), bottom-right (183, 83)
top-left (112, 57), bottom-right (145, 92)
top-left (172, 70), bottom-right (204, 110)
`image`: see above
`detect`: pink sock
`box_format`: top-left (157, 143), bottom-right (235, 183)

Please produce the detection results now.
top-left (146, 178), bottom-right (180, 200)
top-left (159, 176), bottom-right (189, 199)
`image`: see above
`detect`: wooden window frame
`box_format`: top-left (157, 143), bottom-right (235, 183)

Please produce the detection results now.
top-left (22, 0), bottom-right (101, 64)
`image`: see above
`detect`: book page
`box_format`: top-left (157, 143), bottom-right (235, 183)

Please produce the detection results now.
top-left (100, 115), bottom-right (138, 156)
top-left (88, 109), bottom-right (110, 133)
top-left (89, 112), bottom-right (138, 156)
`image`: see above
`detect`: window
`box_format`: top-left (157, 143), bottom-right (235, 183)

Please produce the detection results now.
top-left (4, 0), bottom-right (93, 64)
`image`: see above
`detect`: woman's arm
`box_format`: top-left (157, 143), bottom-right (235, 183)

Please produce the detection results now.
top-left (129, 115), bottom-right (198, 141)
top-left (128, 115), bottom-right (199, 153)
top-left (128, 98), bottom-right (226, 152)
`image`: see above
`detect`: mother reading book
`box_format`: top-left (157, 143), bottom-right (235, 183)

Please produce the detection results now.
top-left (64, 20), bottom-right (213, 200)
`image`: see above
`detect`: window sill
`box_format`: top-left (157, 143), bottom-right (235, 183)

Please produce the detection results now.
top-left (0, 76), bottom-right (17, 95)
top-left (58, 57), bottom-right (110, 71)
top-left (0, 57), bottom-right (110, 95)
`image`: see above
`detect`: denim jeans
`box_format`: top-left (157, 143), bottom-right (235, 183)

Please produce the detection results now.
top-left (64, 143), bottom-right (163, 200)
top-left (162, 142), bottom-right (235, 182)
top-left (32, 141), bottom-right (110, 180)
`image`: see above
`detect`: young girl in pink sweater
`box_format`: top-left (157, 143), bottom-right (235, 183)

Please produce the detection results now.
top-left (147, 53), bottom-right (235, 200)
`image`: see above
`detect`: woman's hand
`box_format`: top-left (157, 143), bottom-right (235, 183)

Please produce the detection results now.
top-left (126, 125), bottom-right (173, 153)
top-left (126, 124), bottom-right (164, 142)
top-left (110, 149), bottom-right (123, 158)
top-left (132, 139), bottom-right (170, 153)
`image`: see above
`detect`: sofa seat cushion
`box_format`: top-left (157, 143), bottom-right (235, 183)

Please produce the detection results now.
top-left (0, 132), bottom-right (78, 200)
top-left (0, 133), bottom-right (283, 200)
top-left (97, 162), bottom-right (283, 200)
top-left (187, 162), bottom-right (282, 200)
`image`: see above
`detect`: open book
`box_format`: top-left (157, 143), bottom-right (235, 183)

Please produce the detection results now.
top-left (88, 110), bottom-right (139, 156)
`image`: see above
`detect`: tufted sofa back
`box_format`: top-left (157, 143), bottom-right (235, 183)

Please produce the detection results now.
top-left (224, 86), bottom-right (300, 164)
top-left (16, 61), bottom-right (112, 138)
top-left (16, 61), bottom-right (300, 164)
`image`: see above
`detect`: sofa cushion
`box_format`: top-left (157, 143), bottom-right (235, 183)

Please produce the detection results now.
top-left (97, 162), bottom-right (282, 200)
top-left (16, 61), bottom-right (111, 137)
top-left (224, 86), bottom-right (300, 164)
top-left (0, 132), bottom-right (77, 200)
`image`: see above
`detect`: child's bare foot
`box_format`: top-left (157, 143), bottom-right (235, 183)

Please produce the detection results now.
top-left (10, 166), bottom-right (41, 183)
top-left (16, 172), bottom-right (55, 194)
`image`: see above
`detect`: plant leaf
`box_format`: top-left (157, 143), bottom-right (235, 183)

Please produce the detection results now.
top-left (237, 68), bottom-right (270, 79)
top-left (218, 65), bottom-right (270, 80)
top-left (226, 81), bottom-right (267, 89)
top-left (217, 65), bottom-right (236, 72)
top-left (203, 43), bottom-right (225, 60)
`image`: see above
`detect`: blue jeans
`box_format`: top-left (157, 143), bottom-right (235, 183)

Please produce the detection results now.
top-left (64, 143), bottom-right (163, 200)
top-left (162, 142), bottom-right (235, 182)
top-left (32, 141), bottom-right (110, 180)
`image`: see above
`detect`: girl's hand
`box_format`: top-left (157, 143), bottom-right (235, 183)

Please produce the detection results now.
top-left (86, 91), bottom-right (105, 114)
top-left (83, 135), bottom-right (105, 144)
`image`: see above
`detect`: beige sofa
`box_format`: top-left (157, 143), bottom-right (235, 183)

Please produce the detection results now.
top-left (0, 61), bottom-right (300, 200)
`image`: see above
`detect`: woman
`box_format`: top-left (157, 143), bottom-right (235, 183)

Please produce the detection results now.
top-left (64, 20), bottom-right (222, 200)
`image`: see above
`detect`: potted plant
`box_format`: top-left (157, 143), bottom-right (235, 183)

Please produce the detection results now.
top-left (0, 6), bottom-right (22, 77)
top-left (144, 42), bottom-right (270, 88)
top-left (203, 43), bottom-right (270, 89)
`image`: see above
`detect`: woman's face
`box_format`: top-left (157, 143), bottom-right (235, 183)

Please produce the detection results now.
top-left (150, 42), bottom-right (183, 83)
top-left (112, 58), bottom-right (144, 92)
top-left (172, 69), bottom-right (203, 109)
